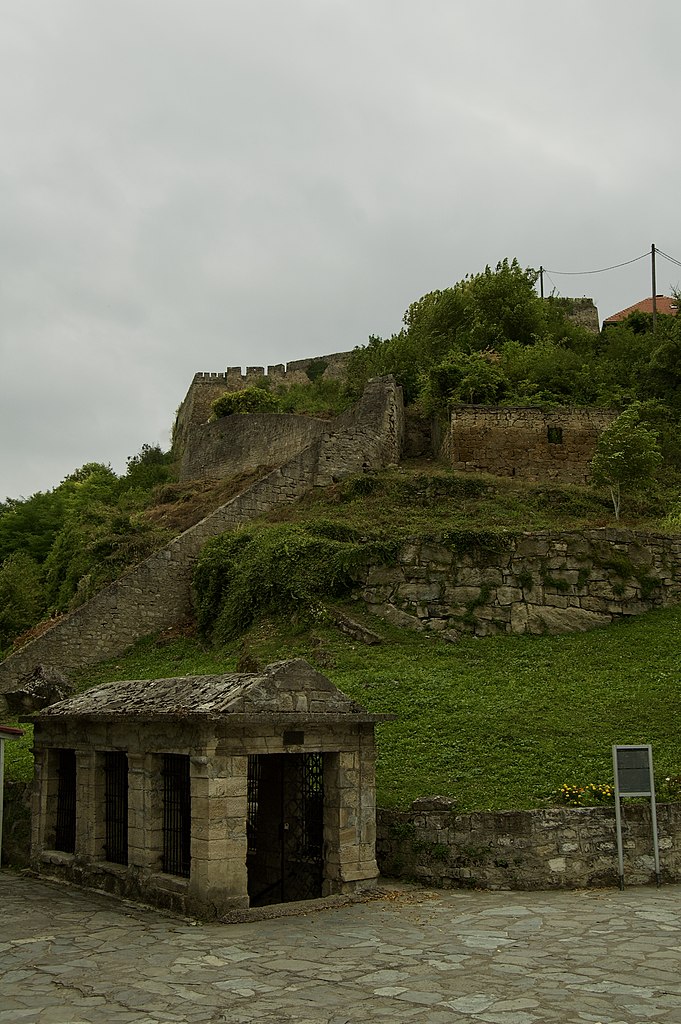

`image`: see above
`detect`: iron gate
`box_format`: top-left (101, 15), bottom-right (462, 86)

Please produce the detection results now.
top-left (247, 753), bottom-right (324, 906)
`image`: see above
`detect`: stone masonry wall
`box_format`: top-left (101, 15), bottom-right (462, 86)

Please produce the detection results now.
top-left (173, 350), bottom-right (351, 457)
top-left (179, 413), bottom-right (328, 482)
top-left (377, 801), bottom-right (681, 890)
top-left (439, 407), bottom-right (616, 484)
top-left (362, 529), bottom-right (681, 638)
top-left (0, 377), bottom-right (404, 699)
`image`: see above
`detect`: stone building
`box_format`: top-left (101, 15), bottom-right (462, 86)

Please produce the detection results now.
top-left (437, 406), bottom-right (616, 484)
top-left (31, 660), bottom-right (390, 919)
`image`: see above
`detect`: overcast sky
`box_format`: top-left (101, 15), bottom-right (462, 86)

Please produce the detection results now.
top-left (2, 0), bottom-right (680, 502)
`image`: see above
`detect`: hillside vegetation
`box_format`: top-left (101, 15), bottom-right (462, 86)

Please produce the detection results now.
top-left (4, 258), bottom-right (681, 812)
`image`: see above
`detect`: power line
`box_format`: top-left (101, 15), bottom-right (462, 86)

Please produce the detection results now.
top-left (656, 247), bottom-right (681, 270)
top-left (544, 252), bottom-right (649, 276)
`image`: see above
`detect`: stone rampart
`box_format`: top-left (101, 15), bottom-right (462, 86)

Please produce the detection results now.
top-left (362, 528), bottom-right (681, 638)
top-left (173, 350), bottom-right (351, 457)
top-left (377, 800), bottom-right (681, 890)
top-left (438, 406), bottom-right (616, 484)
top-left (0, 377), bottom-right (403, 697)
top-left (179, 413), bottom-right (328, 482)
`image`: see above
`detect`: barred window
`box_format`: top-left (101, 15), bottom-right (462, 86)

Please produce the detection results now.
top-left (162, 754), bottom-right (191, 877)
top-left (54, 749), bottom-right (76, 853)
top-left (103, 752), bottom-right (128, 865)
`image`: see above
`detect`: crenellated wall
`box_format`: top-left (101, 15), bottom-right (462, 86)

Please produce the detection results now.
top-left (0, 377), bottom-right (404, 698)
top-left (173, 350), bottom-right (352, 459)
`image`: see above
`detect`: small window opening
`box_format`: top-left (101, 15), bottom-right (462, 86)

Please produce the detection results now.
top-left (54, 749), bottom-right (76, 853)
top-left (103, 751), bottom-right (128, 865)
top-left (162, 754), bottom-right (191, 877)
top-left (547, 426), bottom-right (563, 444)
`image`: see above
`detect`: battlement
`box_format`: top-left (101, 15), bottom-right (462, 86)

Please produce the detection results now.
top-left (174, 351), bottom-right (353, 456)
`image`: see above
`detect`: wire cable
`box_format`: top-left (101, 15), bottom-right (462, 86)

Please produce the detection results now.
top-left (656, 247), bottom-right (681, 270)
top-left (544, 271), bottom-right (560, 296)
top-left (545, 252), bottom-right (649, 276)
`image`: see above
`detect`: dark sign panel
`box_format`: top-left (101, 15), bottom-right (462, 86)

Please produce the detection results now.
top-left (615, 745), bottom-right (652, 796)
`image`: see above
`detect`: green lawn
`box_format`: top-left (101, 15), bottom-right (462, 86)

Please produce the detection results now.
top-left (6, 601), bottom-right (677, 811)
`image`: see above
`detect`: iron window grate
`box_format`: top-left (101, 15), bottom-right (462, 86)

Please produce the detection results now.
top-left (162, 754), bottom-right (191, 877)
top-left (54, 749), bottom-right (76, 853)
top-left (103, 752), bottom-right (128, 865)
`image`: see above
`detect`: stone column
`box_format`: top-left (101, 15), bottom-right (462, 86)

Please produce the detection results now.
top-left (126, 752), bottom-right (149, 869)
top-left (322, 731), bottom-right (379, 895)
top-left (75, 748), bottom-right (99, 861)
top-left (188, 749), bottom-right (249, 915)
top-left (30, 746), bottom-right (50, 855)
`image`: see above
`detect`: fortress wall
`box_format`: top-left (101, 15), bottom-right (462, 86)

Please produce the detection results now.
top-left (0, 378), bottom-right (403, 697)
top-left (438, 406), bottom-right (616, 485)
top-left (362, 528), bottom-right (681, 639)
top-left (173, 350), bottom-right (352, 456)
top-left (178, 413), bottom-right (328, 482)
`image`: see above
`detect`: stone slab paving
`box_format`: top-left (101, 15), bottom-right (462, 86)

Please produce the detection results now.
top-left (2, 873), bottom-right (681, 1024)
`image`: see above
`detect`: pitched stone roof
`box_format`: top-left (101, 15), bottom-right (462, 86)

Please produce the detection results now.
top-left (603, 295), bottom-right (678, 324)
top-left (35, 659), bottom-right (389, 724)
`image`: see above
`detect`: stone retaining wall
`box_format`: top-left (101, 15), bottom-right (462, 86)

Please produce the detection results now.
top-left (362, 528), bottom-right (681, 638)
top-left (438, 406), bottom-right (616, 484)
top-left (0, 377), bottom-right (403, 699)
top-left (377, 801), bottom-right (681, 890)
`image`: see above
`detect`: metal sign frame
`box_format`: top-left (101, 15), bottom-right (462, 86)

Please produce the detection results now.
top-left (612, 744), bottom-right (660, 890)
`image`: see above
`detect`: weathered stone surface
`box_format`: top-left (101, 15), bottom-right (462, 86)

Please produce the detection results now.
top-left (437, 406), bottom-right (616, 485)
top-left (362, 528), bottom-right (681, 639)
top-left (378, 800), bottom-right (681, 891)
top-left (4, 664), bottom-right (73, 715)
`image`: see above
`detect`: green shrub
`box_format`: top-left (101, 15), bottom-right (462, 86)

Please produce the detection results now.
top-left (211, 386), bottom-right (281, 418)
top-left (193, 523), bottom-right (398, 643)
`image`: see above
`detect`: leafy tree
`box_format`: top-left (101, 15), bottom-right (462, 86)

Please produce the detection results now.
top-left (590, 405), bottom-right (662, 521)
top-left (420, 352), bottom-right (509, 413)
top-left (123, 444), bottom-right (173, 491)
top-left (0, 552), bottom-right (45, 652)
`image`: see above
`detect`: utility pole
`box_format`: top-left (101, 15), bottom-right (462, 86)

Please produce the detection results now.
top-left (539, 266), bottom-right (544, 299)
top-left (651, 243), bottom-right (657, 335)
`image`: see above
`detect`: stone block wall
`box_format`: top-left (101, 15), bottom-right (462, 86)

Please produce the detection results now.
top-left (362, 528), bottom-right (681, 638)
top-left (377, 801), bottom-right (681, 890)
top-left (179, 413), bottom-right (328, 482)
top-left (173, 350), bottom-right (351, 456)
top-left (438, 407), bottom-right (616, 484)
top-left (0, 377), bottom-right (404, 698)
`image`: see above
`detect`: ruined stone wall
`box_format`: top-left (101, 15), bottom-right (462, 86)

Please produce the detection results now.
top-left (0, 377), bottom-right (404, 696)
top-left (179, 413), bottom-right (328, 482)
top-left (362, 528), bottom-right (681, 638)
top-left (173, 350), bottom-right (351, 457)
top-left (438, 407), bottom-right (616, 484)
top-left (377, 801), bottom-right (681, 890)
top-left (562, 297), bottom-right (600, 334)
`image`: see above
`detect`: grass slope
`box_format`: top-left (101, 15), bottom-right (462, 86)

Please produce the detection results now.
top-left (5, 466), bottom-right (680, 810)
top-left (8, 600), bottom-right (678, 812)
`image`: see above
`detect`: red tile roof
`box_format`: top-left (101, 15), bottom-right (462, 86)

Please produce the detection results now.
top-left (603, 295), bottom-right (678, 324)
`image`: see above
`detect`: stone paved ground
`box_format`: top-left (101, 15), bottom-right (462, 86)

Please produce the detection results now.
top-left (2, 873), bottom-right (681, 1024)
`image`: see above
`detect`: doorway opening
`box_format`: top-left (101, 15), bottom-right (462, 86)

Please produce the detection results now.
top-left (247, 752), bottom-right (324, 907)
